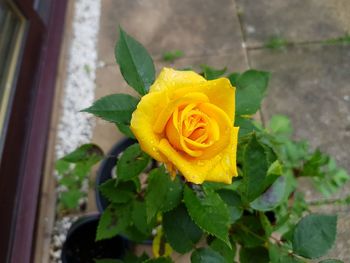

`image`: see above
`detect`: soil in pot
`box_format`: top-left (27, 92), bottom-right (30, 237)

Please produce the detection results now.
top-left (61, 214), bottom-right (130, 263)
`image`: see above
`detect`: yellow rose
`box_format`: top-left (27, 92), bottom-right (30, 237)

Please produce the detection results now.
top-left (130, 68), bottom-right (239, 184)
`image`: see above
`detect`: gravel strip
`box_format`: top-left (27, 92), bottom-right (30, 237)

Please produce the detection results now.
top-left (50, 0), bottom-right (101, 262)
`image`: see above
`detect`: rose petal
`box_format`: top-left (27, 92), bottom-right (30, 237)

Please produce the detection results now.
top-left (204, 127), bottom-right (239, 184)
top-left (150, 68), bottom-right (206, 93)
top-left (153, 92), bottom-right (209, 134)
top-left (158, 127), bottom-right (238, 184)
top-left (130, 91), bottom-right (168, 162)
top-left (171, 78), bottom-right (236, 123)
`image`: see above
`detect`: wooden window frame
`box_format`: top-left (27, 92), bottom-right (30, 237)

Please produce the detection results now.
top-left (0, 0), bottom-right (67, 262)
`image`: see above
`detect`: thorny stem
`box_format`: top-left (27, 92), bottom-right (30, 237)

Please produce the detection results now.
top-left (235, 223), bottom-right (266, 242)
top-left (235, 223), bottom-right (308, 262)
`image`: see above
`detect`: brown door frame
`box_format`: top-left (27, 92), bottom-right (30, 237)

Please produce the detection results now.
top-left (0, 0), bottom-right (67, 262)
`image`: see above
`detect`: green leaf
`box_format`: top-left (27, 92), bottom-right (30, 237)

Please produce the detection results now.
top-left (227, 72), bottom-right (240, 86)
top-left (217, 189), bottom-right (243, 223)
top-left (240, 134), bottom-right (269, 202)
top-left (162, 50), bottom-right (184, 62)
top-left (261, 160), bottom-right (283, 192)
top-left (132, 200), bottom-right (155, 236)
top-left (210, 238), bottom-right (236, 263)
top-left (60, 190), bottom-right (83, 209)
top-left (115, 28), bottom-right (155, 95)
top-left (184, 186), bottom-right (230, 246)
top-left (96, 203), bottom-right (131, 241)
top-left (239, 246), bottom-right (269, 263)
top-left (235, 70), bottom-right (269, 115)
top-left (55, 159), bottom-right (70, 174)
top-left (61, 144), bottom-right (104, 163)
top-left (301, 149), bottom-right (329, 177)
top-left (250, 176), bottom-right (286, 211)
top-left (200, 65), bottom-right (227, 80)
top-left (163, 204), bottom-right (202, 253)
top-left (143, 257), bottom-right (173, 263)
top-left (232, 216), bottom-right (265, 248)
top-left (235, 116), bottom-right (260, 138)
top-left (116, 122), bottom-right (135, 138)
top-left (82, 94), bottom-right (139, 124)
top-left (73, 161), bottom-right (95, 179)
top-left (202, 180), bottom-right (239, 192)
top-left (301, 151), bottom-right (350, 197)
top-left (191, 248), bottom-right (227, 263)
top-left (280, 140), bottom-right (309, 169)
top-left (259, 213), bottom-right (273, 237)
top-left (121, 224), bottom-right (149, 242)
top-left (145, 167), bottom-right (183, 221)
top-left (267, 160), bottom-right (283, 177)
top-left (57, 144), bottom-right (103, 211)
top-left (117, 143), bottom-right (150, 181)
top-left (267, 115), bottom-right (293, 139)
top-left (293, 214), bottom-right (337, 259)
top-left (59, 176), bottom-right (77, 188)
top-left (99, 179), bottom-right (134, 204)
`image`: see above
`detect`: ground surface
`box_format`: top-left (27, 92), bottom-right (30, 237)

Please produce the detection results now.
top-left (91, 0), bottom-right (350, 261)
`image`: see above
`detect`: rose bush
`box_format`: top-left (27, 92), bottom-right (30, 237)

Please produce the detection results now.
top-left (57, 28), bottom-right (349, 263)
top-left (130, 68), bottom-right (239, 184)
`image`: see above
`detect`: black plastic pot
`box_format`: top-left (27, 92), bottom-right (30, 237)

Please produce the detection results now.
top-left (95, 138), bottom-right (136, 212)
top-left (61, 214), bottom-right (130, 263)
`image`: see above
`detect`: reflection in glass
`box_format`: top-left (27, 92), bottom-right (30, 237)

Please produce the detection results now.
top-left (0, 1), bottom-right (25, 152)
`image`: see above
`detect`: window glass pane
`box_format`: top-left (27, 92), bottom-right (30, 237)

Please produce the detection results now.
top-left (0, 1), bottom-right (25, 148)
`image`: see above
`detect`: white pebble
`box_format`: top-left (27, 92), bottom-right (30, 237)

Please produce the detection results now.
top-left (50, 0), bottom-right (101, 261)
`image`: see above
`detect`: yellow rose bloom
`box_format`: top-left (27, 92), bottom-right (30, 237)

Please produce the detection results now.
top-left (130, 68), bottom-right (239, 184)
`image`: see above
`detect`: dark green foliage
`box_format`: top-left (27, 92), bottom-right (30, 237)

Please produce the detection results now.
top-left (209, 238), bottom-right (236, 263)
top-left (235, 70), bottom-right (269, 115)
top-left (217, 189), bottom-right (243, 223)
top-left (239, 134), bottom-right (269, 202)
top-left (232, 215), bottom-right (266, 248)
top-left (191, 248), bottom-right (227, 263)
top-left (115, 27), bottom-right (155, 95)
top-left (163, 204), bottom-right (202, 253)
top-left (240, 246), bottom-right (269, 263)
top-left (117, 143), bottom-right (150, 181)
top-left (200, 65), bottom-right (227, 80)
top-left (250, 176), bottom-right (286, 211)
top-left (99, 179), bottom-right (135, 204)
top-left (145, 167), bottom-right (183, 222)
top-left (234, 116), bottom-right (261, 138)
top-left (184, 186), bottom-right (231, 246)
top-left (292, 214), bottom-right (337, 259)
top-left (96, 203), bottom-right (132, 241)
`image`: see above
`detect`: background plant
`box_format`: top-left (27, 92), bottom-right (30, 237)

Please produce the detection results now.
top-left (56, 144), bottom-right (103, 213)
top-left (58, 27), bottom-right (349, 263)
